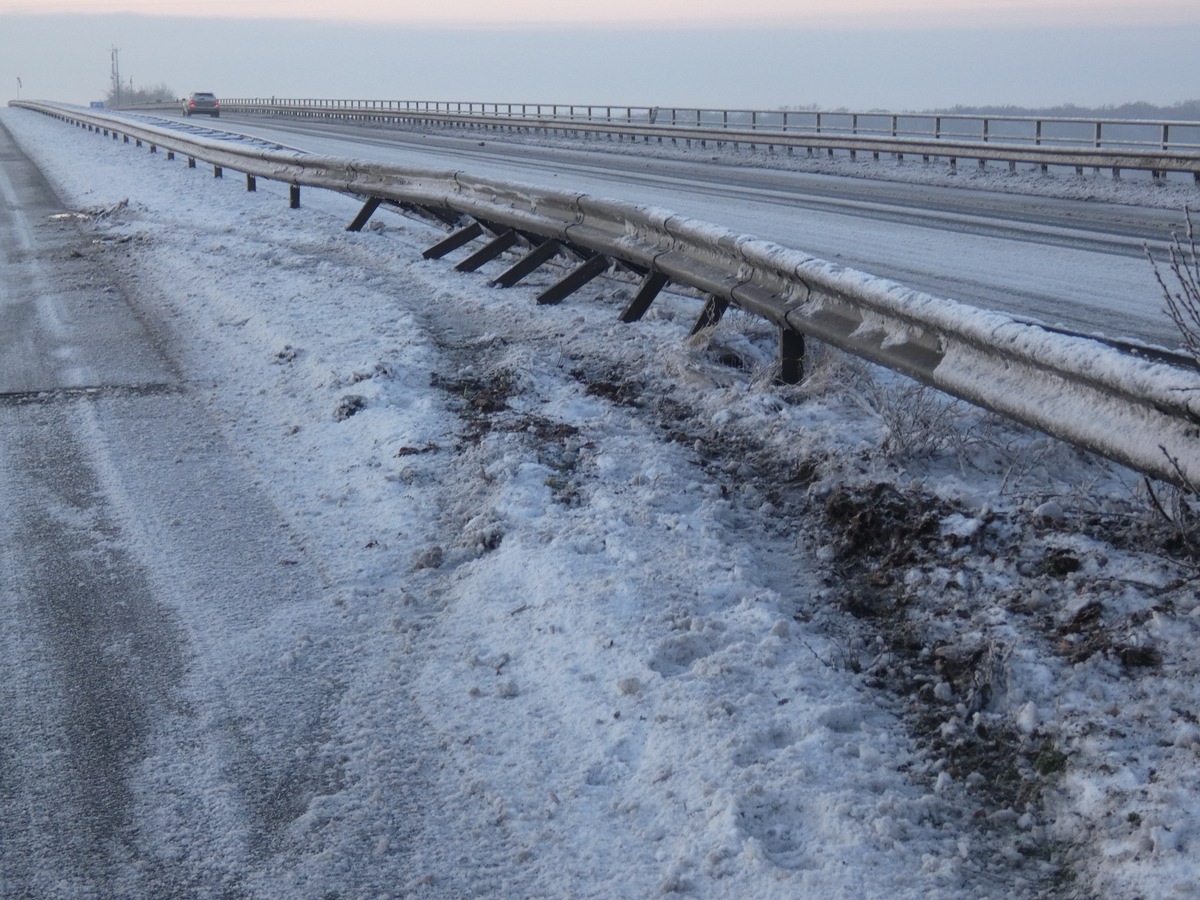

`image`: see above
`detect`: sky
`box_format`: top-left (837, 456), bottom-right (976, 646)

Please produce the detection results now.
top-left (2, 2), bottom-right (1199, 111)
top-left (6, 0), bottom-right (1200, 28)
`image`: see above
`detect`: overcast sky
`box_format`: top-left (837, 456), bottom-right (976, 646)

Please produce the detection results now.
top-left (3, 2), bottom-right (1198, 110)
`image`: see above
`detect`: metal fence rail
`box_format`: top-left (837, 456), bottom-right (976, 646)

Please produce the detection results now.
top-left (14, 100), bottom-right (1200, 489)
top-left (220, 98), bottom-right (1200, 152)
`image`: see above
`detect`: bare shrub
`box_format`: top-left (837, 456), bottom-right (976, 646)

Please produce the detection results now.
top-left (854, 377), bottom-right (968, 461)
top-left (1147, 207), bottom-right (1200, 367)
top-left (1144, 210), bottom-right (1200, 549)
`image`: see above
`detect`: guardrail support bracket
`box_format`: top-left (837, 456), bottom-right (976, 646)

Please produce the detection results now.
top-left (491, 239), bottom-right (562, 288)
top-left (538, 254), bottom-right (611, 305)
top-left (456, 229), bottom-right (519, 272)
top-left (423, 221), bottom-right (484, 260)
top-left (346, 196), bottom-right (384, 232)
top-left (620, 271), bottom-right (669, 323)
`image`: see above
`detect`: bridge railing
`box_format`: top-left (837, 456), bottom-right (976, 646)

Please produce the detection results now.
top-left (219, 98), bottom-right (1200, 153)
top-left (202, 98), bottom-right (1200, 182)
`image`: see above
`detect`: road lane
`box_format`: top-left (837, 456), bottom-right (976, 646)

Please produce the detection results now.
top-left (0, 116), bottom-right (358, 896)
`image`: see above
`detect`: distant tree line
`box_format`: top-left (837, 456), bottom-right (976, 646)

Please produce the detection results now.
top-left (104, 81), bottom-right (178, 108)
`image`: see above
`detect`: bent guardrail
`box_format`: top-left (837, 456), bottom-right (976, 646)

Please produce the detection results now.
top-left (13, 100), bottom-right (1200, 489)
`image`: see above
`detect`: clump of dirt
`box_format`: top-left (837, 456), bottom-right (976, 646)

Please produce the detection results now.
top-left (816, 480), bottom-right (1069, 885)
top-left (572, 368), bottom-right (646, 408)
top-left (334, 394), bottom-right (367, 421)
top-left (431, 370), bottom-right (517, 440)
top-left (823, 482), bottom-right (947, 582)
top-left (1054, 601), bottom-right (1165, 669)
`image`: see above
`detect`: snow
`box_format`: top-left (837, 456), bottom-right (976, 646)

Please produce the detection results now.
top-left (4, 105), bottom-right (1200, 898)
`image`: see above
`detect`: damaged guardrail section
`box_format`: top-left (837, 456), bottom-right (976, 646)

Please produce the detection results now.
top-left (13, 100), bottom-right (1200, 489)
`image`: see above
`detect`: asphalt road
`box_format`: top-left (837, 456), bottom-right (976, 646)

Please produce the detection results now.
top-left (0, 117), bottom-right (349, 897)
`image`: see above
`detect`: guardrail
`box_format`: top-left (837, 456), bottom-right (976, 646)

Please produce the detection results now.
top-left (212, 98), bottom-right (1200, 182)
top-left (13, 100), bottom-right (1200, 489)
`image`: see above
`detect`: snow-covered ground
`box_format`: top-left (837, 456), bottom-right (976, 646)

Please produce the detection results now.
top-left (3, 105), bottom-right (1199, 898)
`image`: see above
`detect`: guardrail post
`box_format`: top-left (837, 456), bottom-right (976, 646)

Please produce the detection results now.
top-left (620, 271), bottom-right (669, 323)
top-left (346, 196), bottom-right (384, 232)
top-left (778, 327), bottom-right (805, 385)
top-left (537, 254), bottom-right (611, 305)
top-left (213, 165), bottom-right (223, 178)
top-left (290, 185), bottom-right (301, 208)
top-left (492, 239), bottom-right (562, 288)
top-left (246, 174), bottom-right (257, 192)
top-left (422, 221), bottom-right (483, 259)
top-left (456, 230), bottom-right (520, 272)
top-left (689, 295), bottom-right (730, 335)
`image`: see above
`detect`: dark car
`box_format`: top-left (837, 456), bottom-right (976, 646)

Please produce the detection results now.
top-left (183, 92), bottom-right (219, 118)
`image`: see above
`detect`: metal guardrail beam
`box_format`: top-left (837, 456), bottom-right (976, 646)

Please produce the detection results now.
top-left (13, 100), bottom-right (1200, 488)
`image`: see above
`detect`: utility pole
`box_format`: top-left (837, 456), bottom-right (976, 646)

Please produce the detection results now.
top-left (110, 46), bottom-right (121, 107)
